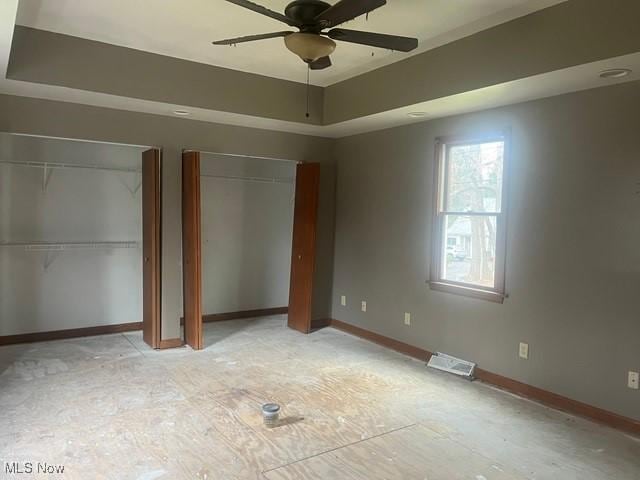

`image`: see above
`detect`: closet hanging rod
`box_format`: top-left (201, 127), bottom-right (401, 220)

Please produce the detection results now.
top-left (191, 150), bottom-right (300, 164)
top-left (0, 160), bottom-right (141, 173)
top-left (200, 174), bottom-right (294, 184)
top-left (0, 241), bottom-right (140, 251)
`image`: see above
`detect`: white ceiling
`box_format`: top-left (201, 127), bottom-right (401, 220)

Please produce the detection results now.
top-left (16, 0), bottom-right (566, 86)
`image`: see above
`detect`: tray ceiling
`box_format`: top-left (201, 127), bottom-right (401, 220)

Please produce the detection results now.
top-left (16, 0), bottom-right (565, 86)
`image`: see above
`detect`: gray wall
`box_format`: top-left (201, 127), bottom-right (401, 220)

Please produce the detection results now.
top-left (200, 153), bottom-right (295, 314)
top-left (9, 26), bottom-right (324, 125)
top-left (0, 94), bottom-right (335, 341)
top-left (331, 81), bottom-right (640, 421)
top-left (0, 134), bottom-right (145, 334)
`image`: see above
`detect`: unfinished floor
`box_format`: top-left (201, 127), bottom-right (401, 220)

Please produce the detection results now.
top-left (0, 315), bottom-right (638, 479)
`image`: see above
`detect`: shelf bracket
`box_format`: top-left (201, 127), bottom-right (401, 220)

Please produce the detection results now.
top-left (132, 173), bottom-right (142, 196)
top-left (43, 250), bottom-right (61, 271)
top-left (42, 163), bottom-right (53, 191)
top-left (116, 172), bottom-right (142, 197)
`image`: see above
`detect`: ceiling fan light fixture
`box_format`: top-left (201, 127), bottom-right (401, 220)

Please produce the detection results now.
top-left (284, 32), bottom-right (336, 62)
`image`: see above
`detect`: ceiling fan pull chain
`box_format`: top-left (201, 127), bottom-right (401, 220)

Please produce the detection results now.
top-left (306, 64), bottom-right (310, 119)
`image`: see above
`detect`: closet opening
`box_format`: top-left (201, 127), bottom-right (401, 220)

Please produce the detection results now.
top-left (181, 150), bottom-right (319, 350)
top-left (0, 133), bottom-right (161, 347)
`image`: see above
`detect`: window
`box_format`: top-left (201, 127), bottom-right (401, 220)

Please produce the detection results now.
top-left (429, 133), bottom-right (508, 303)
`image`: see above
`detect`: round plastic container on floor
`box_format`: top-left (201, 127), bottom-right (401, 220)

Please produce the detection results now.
top-left (262, 403), bottom-right (280, 428)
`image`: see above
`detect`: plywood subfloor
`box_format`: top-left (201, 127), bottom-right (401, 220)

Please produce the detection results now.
top-left (0, 316), bottom-right (638, 479)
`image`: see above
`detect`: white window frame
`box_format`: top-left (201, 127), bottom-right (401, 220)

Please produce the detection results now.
top-left (429, 131), bottom-right (510, 303)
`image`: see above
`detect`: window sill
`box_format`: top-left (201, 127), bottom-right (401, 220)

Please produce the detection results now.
top-left (428, 281), bottom-right (505, 304)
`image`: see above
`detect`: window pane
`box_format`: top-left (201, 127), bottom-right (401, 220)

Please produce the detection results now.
top-left (445, 141), bottom-right (504, 213)
top-left (442, 215), bottom-right (497, 288)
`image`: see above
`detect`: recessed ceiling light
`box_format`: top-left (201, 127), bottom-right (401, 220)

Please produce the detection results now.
top-left (173, 109), bottom-right (190, 116)
top-left (408, 112), bottom-right (428, 118)
top-left (599, 68), bottom-right (632, 79)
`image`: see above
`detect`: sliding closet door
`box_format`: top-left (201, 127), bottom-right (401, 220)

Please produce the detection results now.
top-left (182, 151), bottom-right (203, 350)
top-left (288, 163), bottom-right (320, 334)
top-left (142, 149), bottom-right (161, 348)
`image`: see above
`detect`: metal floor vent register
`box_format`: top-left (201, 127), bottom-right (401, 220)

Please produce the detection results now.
top-left (427, 352), bottom-right (476, 380)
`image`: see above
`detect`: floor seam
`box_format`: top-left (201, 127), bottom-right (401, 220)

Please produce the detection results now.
top-left (121, 331), bottom-right (149, 357)
top-left (260, 422), bottom-right (418, 475)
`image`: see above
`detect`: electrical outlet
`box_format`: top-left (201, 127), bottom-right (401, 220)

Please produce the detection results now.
top-left (404, 312), bottom-right (411, 326)
top-left (629, 371), bottom-right (639, 390)
top-left (519, 342), bottom-right (529, 360)
top-left (340, 295), bottom-right (346, 307)
top-left (361, 301), bottom-right (367, 312)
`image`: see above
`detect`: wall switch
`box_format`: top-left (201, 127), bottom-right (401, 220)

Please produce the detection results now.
top-left (629, 371), bottom-right (639, 390)
top-left (519, 342), bottom-right (529, 360)
top-left (404, 312), bottom-right (411, 326)
top-left (361, 301), bottom-right (367, 312)
top-left (340, 295), bottom-right (346, 307)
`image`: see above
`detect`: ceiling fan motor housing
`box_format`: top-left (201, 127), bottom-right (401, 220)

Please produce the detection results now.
top-left (285, 0), bottom-right (331, 31)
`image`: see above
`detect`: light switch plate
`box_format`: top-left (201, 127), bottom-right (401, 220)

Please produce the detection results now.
top-left (629, 371), bottom-right (639, 390)
top-left (340, 295), bottom-right (346, 307)
top-left (404, 312), bottom-right (411, 326)
top-left (519, 342), bottom-right (529, 360)
top-left (361, 301), bottom-right (367, 312)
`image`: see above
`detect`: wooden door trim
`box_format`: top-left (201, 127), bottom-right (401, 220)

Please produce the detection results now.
top-left (142, 148), bottom-right (161, 348)
top-left (182, 150), bottom-right (203, 350)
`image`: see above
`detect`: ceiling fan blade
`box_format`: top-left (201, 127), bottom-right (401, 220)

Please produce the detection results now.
top-left (212, 31), bottom-right (293, 45)
top-left (223, 0), bottom-right (301, 27)
top-left (309, 56), bottom-right (332, 70)
top-left (314, 0), bottom-right (386, 28)
top-left (328, 28), bottom-right (418, 52)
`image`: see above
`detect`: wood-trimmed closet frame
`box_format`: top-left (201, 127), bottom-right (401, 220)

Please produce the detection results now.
top-left (143, 148), bottom-right (185, 350)
top-left (180, 150), bottom-right (320, 350)
top-left (142, 148), bottom-right (184, 349)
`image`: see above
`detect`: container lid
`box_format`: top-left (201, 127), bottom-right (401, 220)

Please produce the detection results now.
top-left (262, 403), bottom-right (281, 414)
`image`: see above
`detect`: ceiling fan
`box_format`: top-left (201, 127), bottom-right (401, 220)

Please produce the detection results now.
top-left (213, 0), bottom-right (419, 70)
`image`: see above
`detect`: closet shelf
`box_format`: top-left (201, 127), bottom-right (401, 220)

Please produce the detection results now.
top-left (0, 241), bottom-right (140, 251)
top-left (0, 241), bottom-right (140, 270)
top-left (0, 160), bottom-right (141, 173)
top-left (0, 160), bottom-right (142, 195)
top-left (200, 174), bottom-right (294, 184)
